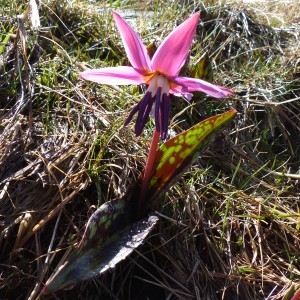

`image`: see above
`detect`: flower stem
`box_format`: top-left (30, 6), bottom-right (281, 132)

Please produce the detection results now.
top-left (139, 128), bottom-right (160, 213)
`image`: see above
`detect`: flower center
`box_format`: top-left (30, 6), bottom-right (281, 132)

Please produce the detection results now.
top-left (147, 74), bottom-right (170, 97)
top-left (143, 73), bottom-right (171, 140)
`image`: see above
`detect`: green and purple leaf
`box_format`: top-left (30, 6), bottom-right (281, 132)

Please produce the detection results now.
top-left (42, 197), bottom-right (158, 295)
top-left (148, 109), bottom-right (237, 202)
top-left (190, 52), bottom-right (214, 82)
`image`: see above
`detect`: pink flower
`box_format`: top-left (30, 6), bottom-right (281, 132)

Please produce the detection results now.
top-left (80, 11), bottom-right (232, 140)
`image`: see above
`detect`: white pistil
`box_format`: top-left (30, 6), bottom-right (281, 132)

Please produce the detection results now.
top-left (147, 74), bottom-right (170, 97)
top-left (157, 74), bottom-right (170, 95)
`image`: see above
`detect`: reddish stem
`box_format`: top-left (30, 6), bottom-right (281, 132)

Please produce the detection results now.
top-left (138, 128), bottom-right (160, 212)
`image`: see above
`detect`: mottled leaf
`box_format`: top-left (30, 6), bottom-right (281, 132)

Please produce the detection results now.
top-left (190, 52), bottom-right (213, 82)
top-left (149, 109), bottom-right (237, 201)
top-left (42, 197), bottom-right (158, 294)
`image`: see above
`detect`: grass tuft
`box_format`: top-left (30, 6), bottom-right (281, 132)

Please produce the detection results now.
top-left (0, 0), bottom-right (299, 299)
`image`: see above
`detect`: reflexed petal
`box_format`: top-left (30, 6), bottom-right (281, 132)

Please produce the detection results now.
top-left (170, 76), bottom-right (233, 98)
top-left (169, 82), bottom-right (193, 99)
top-left (79, 66), bottom-right (146, 85)
top-left (169, 89), bottom-right (193, 100)
top-left (112, 11), bottom-right (151, 71)
top-left (152, 13), bottom-right (200, 77)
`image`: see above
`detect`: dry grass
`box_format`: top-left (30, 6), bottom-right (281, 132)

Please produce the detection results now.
top-left (0, 0), bottom-right (299, 299)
